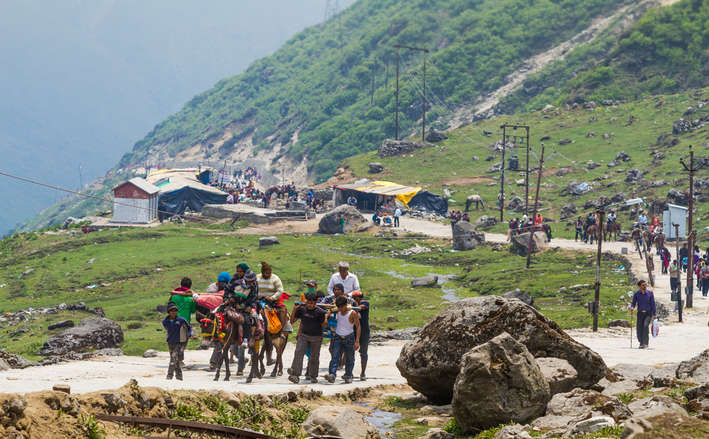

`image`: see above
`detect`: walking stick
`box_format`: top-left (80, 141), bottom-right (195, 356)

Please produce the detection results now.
top-left (629, 308), bottom-right (633, 349)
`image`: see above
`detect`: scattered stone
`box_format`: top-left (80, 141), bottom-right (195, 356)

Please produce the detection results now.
top-left (452, 333), bottom-right (550, 431)
top-left (560, 203), bottom-right (577, 220)
top-left (0, 358), bottom-right (10, 371)
top-left (412, 275), bottom-right (438, 288)
top-left (426, 130), bottom-right (448, 143)
top-left (48, 320), bottom-right (74, 330)
top-left (368, 162), bottom-right (385, 174)
top-left (318, 205), bottom-right (369, 234)
top-left (564, 181), bottom-right (591, 195)
top-left (493, 424), bottom-right (532, 439)
top-left (567, 416), bottom-right (615, 435)
top-left (555, 167), bottom-right (572, 176)
top-left (419, 428), bottom-right (454, 439)
top-left (396, 297), bottom-right (608, 403)
top-left (0, 349), bottom-right (34, 369)
top-left (583, 101), bottom-right (597, 110)
top-left (487, 162), bottom-right (503, 173)
top-left (4, 395), bottom-right (27, 417)
top-left (587, 161), bottom-right (600, 170)
top-left (483, 130), bottom-right (493, 136)
top-left (586, 132), bottom-right (596, 138)
top-left (52, 384), bottom-right (71, 394)
top-left (616, 151), bottom-right (631, 162)
top-left (452, 221), bottom-right (484, 251)
top-left (668, 189), bottom-right (689, 205)
top-left (625, 169), bottom-right (644, 183)
top-left (684, 384), bottom-right (709, 418)
top-left (302, 405), bottom-right (381, 439)
top-left (540, 135), bottom-right (551, 141)
top-left (676, 348), bottom-right (709, 383)
top-left (602, 133), bottom-right (612, 139)
top-left (533, 388), bottom-right (631, 432)
top-left (485, 155), bottom-right (495, 161)
top-left (502, 288), bottom-right (533, 306)
top-left (628, 395), bottom-right (687, 418)
top-left (511, 232), bottom-right (548, 256)
top-left (673, 118), bottom-right (692, 134)
top-left (611, 192), bottom-right (626, 203)
top-left (143, 349), bottom-right (159, 358)
top-left (102, 392), bottom-right (127, 413)
top-left (507, 196), bottom-right (525, 212)
top-left (40, 317), bottom-right (124, 357)
top-left (537, 357), bottom-right (578, 395)
top-left (258, 236), bottom-right (280, 247)
top-left (472, 215), bottom-right (497, 229)
top-left (558, 138), bottom-right (572, 145)
top-left (608, 319), bottom-right (631, 328)
top-left (379, 139), bottom-right (427, 157)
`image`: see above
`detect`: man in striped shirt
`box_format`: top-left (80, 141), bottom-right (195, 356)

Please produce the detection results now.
top-left (257, 261), bottom-right (292, 364)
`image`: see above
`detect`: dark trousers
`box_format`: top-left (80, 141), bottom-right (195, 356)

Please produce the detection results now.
top-left (394, 217), bottom-right (400, 227)
top-left (359, 330), bottom-right (369, 367)
top-left (670, 277), bottom-right (679, 292)
top-left (575, 228), bottom-right (582, 241)
top-left (167, 342), bottom-right (185, 379)
top-left (290, 334), bottom-right (322, 380)
top-left (329, 333), bottom-right (355, 379)
top-left (209, 340), bottom-right (223, 367)
top-left (636, 310), bottom-right (651, 347)
top-left (702, 278), bottom-right (709, 296)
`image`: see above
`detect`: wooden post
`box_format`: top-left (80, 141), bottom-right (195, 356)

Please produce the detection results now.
top-left (593, 210), bottom-right (604, 332)
top-left (674, 223), bottom-right (682, 322)
top-left (526, 144), bottom-right (545, 269)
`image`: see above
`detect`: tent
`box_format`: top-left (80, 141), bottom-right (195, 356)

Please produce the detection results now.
top-left (153, 175), bottom-right (227, 219)
top-left (408, 191), bottom-right (448, 216)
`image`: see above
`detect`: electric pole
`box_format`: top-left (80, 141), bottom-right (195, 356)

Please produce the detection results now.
top-left (593, 209), bottom-right (604, 332)
top-left (394, 44), bottom-right (429, 142)
top-left (500, 125), bottom-right (507, 222)
top-left (680, 145), bottom-right (705, 308)
top-left (526, 144), bottom-right (545, 269)
top-left (674, 223), bottom-right (682, 322)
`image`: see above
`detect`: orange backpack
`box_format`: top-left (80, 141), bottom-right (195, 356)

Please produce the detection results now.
top-left (264, 308), bottom-right (282, 334)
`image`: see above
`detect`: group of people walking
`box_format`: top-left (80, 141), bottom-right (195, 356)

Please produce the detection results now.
top-left (160, 260), bottom-right (371, 384)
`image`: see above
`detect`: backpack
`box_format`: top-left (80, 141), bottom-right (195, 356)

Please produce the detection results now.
top-left (264, 308), bottom-right (282, 334)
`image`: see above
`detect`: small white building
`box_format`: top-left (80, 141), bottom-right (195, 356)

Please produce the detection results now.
top-left (663, 203), bottom-right (688, 239)
top-left (111, 178), bottom-right (160, 224)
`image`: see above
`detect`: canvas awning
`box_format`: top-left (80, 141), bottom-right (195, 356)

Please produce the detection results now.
top-left (334, 180), bottom-right (422, 206)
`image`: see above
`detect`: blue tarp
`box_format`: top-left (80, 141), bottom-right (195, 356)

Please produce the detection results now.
top-left (158, 186), bottom-right (227, 220)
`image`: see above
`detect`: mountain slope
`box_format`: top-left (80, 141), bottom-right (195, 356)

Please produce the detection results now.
top-left (118, 0), bottom-right (630, 182)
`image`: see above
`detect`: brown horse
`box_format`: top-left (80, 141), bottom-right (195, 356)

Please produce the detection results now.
top-left (604, 221), bottom-right (621, 241)
top-left (206, 309), bottom-right (264, 383)
top-left (259, 306), bottom-right (290, 377)
top-left (586, 224), bottom-right (600, 244)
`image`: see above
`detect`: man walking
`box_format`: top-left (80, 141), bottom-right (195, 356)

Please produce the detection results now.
top-left (162, 303), bottom-right (190, 380)
top-left (394, 207), bottom-right (401, 227)
top-left (630, 280), bottom-right (656, 349)
top-left (288, 292), bottom-right (327, 384)
top-left (327, 261), bottom-right (360, 295)
top-left (324, 296), bottom-right (360, 384)
top-left (352, 290), bottom-right (370, 381)
top-left (168, 277), bottom-right (197, 367)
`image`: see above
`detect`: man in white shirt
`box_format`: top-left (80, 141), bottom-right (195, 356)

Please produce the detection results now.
top-left (394, 207), bottom-right (402, 227)
top-left (327, 261), bottom-right (360, 295)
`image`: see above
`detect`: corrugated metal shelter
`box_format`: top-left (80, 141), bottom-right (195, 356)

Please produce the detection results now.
top-left (663, 204), bottom-right (688, 239)
top-left (111, 178), bottom-right (160, 224)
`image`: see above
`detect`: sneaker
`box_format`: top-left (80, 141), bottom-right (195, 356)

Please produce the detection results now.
top-left (176, 375), bottom-right (183, 381)
top-left (324, 374), bottom-right (335, 383)
top-left (360, 374), bottom-right (367, 381)
top-left (288, 375), bottom-right (300, 384)
top-left (344, 377), bottom-right (353, 384)
top-left (166, 375), bottom-right (173, 380)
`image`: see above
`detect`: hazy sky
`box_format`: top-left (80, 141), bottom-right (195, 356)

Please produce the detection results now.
top-left (0, 0), bottom-right (353, 234)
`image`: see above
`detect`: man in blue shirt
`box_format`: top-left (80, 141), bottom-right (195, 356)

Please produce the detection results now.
top-left (162, 303), bottom-right (190, 380)
top-left (630, 280), bottom-right (656, 349)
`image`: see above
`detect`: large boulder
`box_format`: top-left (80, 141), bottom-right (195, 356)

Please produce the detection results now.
top-left (40, 318), bottom-right (123, 357)
top-left (412, 275), bottom-right (438, 288)
top-left (302, 405), bottom-right (380, 439)
top-left (378, 139), bottom-right (427, 157)
top-left (318, 205), bottom-right (369, 234)
top-left (507, 196), bottom-right (524, 212)
top-left (536, 357), bottom-right (578, 395)
top-left (452, 221), bottom-right (484, 251)
top-left (676, 348), bottom-right (709, 383)
top-left (368, 162), bottom-right (385, 173)
top-left (0, 350), bottom-right (33, 369)
top-left (511, 231), bottom-right (547, 255)
top-left (685, 384), bottom-right (709, 419)
top-left (560, 203), bottom-right (577, 220)
top-left (426, 130), bottom-right (448, 143)
top-left (452, 333), bottom-right (550, 431)
top-left (532, 388), bottom-right (631, 433)
top-left (396, 296), bottom-right (608, 403)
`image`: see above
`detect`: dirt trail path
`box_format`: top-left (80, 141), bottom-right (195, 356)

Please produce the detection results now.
top-left (400, 216), bottom-right (709, 366)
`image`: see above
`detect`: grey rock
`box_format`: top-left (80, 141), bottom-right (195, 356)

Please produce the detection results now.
top-left (0, 349), bottom-right (34, 369)
top-left (4, 396), bottom-right (27, 416)
top-left (143, 349), bottom-right (159, 358)
top-left (370, 328), bottom-right (419, 342)
top-left (453, 221), bottom-right (484, 251)
top-left (560, 202), bottom-right (577, 220)
top-left (40, 317), bottom-right (123, 357)
top-left (586, 132), bottom-right (596, 138)
top-left (368, 162), bottom-right (385, 173)
top-left (626, 169), bottom-right (644, 183)
top-left (258, 236), bottom-right (280, 247)
top-left (676, 348), bottom-right (709, 383)
top-left (608, 319), bottom-right (631, 328)
top-left (507, 196), bottom-right (524, 212)
top-left (302, 405), bottom-right (381, 439)
top-left (426, 130), bottom-right (448, 143)
top-left (511, 231), bottom-right (547, 256)
top-left (472, 215), bottom-right (497, 229)
top-left (0, 358), bottom-right (10, 371)
top-left (672, 118), bottom-right (692, 135)
top-left (667, 189), bottom-right (689, 205)
top-left (493, 424), bottom-right (532, 439)
top-left (602, 133), bottom-right (613, 139)
top-left (52, 384), bottom-right (71, 394)
top-left (627, 395), bottom-right (687, 418)
top-left (487, 162), bottom-right (503, 173)
top-left (412, 275), bottom-right (439, 288)
top-left (102, 392), bottom-right (127, 413)
top-left (537, 357), bottom-right (578, 395)
top-left (556, 167), bottom-right (572, 176)
top-left (379, 139), bottom-right (427, 158)
top-left (419, 428), bottom-right (454, 439)
top-left (568, 416), bottom-right (615, 435)
top-left (502, 288), bottom-right (533, 306)
top-left (558, 138), bottom-right (572, 145)
top-left (318, 205), bottom-right (369, 234)
top-left (396, 297), bottom-right (608, 404)
top-left (48, 320), bottom-right (74, 330)
top-left (452, 333), bottom-right (550, 431)
top-left (616, 151), bottom-right (631, 162)
top-left (44, 392), bottom-right (80, 416)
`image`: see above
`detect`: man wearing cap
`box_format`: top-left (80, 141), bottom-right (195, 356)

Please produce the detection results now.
top-left (327, 261), bottom-right (360, 296)
top-left (630, 280), bottom-right (656, 349)
top-left (162, 303), bottom-right (190, 380)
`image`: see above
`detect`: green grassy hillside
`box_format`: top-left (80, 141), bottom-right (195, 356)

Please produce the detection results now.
top-left (0, 224), bottom-right (630, 359)
top-left (344, 87), bottom-right (709, 239)
top-left (118, 0), bottom-right (628, 179)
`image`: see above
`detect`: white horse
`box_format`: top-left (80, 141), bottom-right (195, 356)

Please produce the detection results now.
top-left (465, 194), bottom-right (485, 212)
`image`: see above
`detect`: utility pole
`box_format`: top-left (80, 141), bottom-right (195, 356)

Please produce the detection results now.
top-left (526, 144), bottom-right (545, 269)
top-left (394, 44), bottom-right (429, 142)
top-left (500, 125), bottom-right (507, 222)
top-left (78, 164), bottom-right (83, 189)
top-left (395, 48), bottom-right (400, 140)
top-left (593, 209), bottom-right (605, 332)
top-left (680, 145), bottom-right (705, 308)
top-left (524, 128), bottom-right (530, 215)
top-left (674, 223), bottom-right (683, 322)
top-left (499, 124), bottom-right (530, 220)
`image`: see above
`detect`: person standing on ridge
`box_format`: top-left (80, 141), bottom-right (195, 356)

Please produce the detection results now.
top-left (630, 280), bottom-right (656, 349)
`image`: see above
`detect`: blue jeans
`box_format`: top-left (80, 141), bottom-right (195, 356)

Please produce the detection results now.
top-left (329, 333), bottom-right (355, 378)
